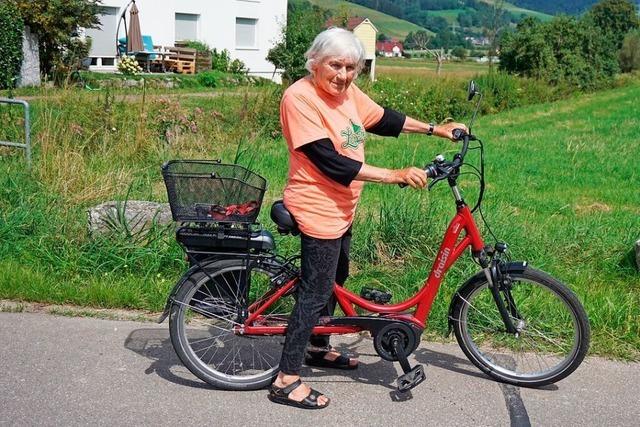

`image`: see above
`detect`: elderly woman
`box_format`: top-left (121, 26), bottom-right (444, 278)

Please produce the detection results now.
top-left (269, 28), bottom-right (467, 409)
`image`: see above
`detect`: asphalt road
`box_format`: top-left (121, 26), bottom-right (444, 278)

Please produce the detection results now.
top-left (1, 312), bottom-right (638, 426)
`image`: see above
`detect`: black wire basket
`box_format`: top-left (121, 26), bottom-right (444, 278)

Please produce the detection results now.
top-left (162, 160), bottom-right (267, 224)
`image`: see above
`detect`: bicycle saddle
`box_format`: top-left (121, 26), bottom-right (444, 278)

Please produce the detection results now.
top-left (270, 200), bottom-right (300, 236)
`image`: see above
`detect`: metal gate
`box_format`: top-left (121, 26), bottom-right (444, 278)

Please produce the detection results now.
top-left (0, 98), bottom-right (31, 169)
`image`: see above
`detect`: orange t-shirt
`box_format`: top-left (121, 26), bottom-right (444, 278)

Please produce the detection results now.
top-left (281, 77), bottom-right (384, 239)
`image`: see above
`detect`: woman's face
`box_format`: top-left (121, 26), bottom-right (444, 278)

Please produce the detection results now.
top-left (312, 56), bottom-right (358, 97)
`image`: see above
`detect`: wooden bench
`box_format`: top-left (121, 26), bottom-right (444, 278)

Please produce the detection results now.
top-left (164, 47), bottom-right (197, 74)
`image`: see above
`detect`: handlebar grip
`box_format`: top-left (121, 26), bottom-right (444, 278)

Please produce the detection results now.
top-left (398, 164), bottom-right (437, 188)
top-left (452, 128), bottom-right (466, 141)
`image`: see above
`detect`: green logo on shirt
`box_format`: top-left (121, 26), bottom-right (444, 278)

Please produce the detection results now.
top-left (341, 120), bottom-right (366, 150)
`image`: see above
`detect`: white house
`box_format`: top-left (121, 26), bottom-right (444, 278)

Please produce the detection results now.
top-left (84, 0), bottom-right (287, 81)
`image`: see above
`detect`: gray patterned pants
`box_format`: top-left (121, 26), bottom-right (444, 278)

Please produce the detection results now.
top-left (278, 227), bottom-right (351, 375)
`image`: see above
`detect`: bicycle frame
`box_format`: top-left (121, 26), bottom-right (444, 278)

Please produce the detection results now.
top-left (242, 202), bottom-right (485, 336)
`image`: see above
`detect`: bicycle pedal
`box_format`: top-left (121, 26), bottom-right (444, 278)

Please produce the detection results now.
top-left (360, 287), bottom-right (392, 304)
top-left (397, 364), bottom-right (426, 393)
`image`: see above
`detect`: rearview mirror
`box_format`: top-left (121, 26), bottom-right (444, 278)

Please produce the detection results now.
top-left (467, 80), bottom-right (478, 101)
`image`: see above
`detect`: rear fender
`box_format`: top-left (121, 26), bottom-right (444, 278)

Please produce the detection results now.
top-left (157, 259), bottom-right (221, 323)
top-left (445, 261), bottom-right (528, 335)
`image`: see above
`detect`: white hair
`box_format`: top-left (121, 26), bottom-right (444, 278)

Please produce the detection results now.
top-left (304, 27), bottom-right (366, 75)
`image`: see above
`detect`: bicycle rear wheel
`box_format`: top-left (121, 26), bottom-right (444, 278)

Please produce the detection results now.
top-left (451, 265), bottom-right (590, 387)
top-left (169, 258), bottom-right (295, 390)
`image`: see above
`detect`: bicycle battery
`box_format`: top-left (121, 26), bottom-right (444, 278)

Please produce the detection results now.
top-left (176, 226), bottom-right (275, 253)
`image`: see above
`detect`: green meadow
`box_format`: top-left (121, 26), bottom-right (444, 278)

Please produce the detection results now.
top-left (0, 78), bottom-right (638, 359)
top-left (290, 0), bottom-right (432, 39)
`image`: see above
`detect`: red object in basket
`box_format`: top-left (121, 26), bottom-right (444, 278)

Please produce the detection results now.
top-left (209, 200), bottom-right (258, 220)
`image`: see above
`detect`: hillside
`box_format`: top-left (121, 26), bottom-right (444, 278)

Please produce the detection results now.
top-left (289, 0), bottom-right (431, 39)
top-left (508, 0), bottom-right (640, 15)
top-left (429, 2), bottom-right (551, 24)
top-left (508, 0), bottom-right (598, 15)
top-left (479, 0), bottom-right (552, 21)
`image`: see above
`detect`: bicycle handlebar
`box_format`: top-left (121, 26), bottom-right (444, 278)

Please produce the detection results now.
top-left (399, 130), bottom-right (473, 188)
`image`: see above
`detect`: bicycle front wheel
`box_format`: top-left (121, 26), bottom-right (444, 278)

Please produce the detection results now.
top-left (169, 258), bottom-right (294, 390)
top-left (451, 265), bottom-right (590, 387)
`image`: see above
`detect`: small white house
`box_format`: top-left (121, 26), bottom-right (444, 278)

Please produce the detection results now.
top-left (84, 0), bottom-right (287, 81)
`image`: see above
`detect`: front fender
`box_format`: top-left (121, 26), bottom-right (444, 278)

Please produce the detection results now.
top-left (445, 261), bottom-right (528, 335)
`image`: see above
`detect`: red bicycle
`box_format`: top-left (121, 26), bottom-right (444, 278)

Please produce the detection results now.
top-left (159, 81), bottom-right (590, 392)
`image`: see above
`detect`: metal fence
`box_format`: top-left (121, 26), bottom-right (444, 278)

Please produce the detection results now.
top-left (0, 98), bottom-right (31, 170)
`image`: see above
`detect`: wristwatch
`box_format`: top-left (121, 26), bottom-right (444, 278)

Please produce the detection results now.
top-left (426, 123), bottom-right (435, 136)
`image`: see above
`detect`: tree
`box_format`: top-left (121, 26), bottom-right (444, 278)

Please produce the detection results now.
top-left (13, 0), bottom-right (101, 76)
top-left (588, 0), bottom-right (639, 49)
top-left (498, 14), bottom-right (618, 89)
top-left (377, 32), bottom-right (389, 41)
top-left (618, 29), bottom-right (640, 72)
top-left (482, 0), bottom-right (506, 70)
top-left (404, 30), bottom-right (446, 74)
top-left (451, 46), bottom-right (467, 60)
top-left (499, 18), bottom-right (556, 80)
top-left (409, 30), bottom-right (430, 50)
top-left (267, 1), bottom-right (328, 83)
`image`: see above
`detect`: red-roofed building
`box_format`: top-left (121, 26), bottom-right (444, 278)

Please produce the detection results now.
top-left (325, 16), bottom-right (378, 80)
top-left (376, 40), bottom-right (403, 57)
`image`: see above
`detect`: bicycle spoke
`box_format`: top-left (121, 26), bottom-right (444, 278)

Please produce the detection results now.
top-left (456, 274), bottom-right (584, 381)
top-left (174, 262), bottom-right (293, 384)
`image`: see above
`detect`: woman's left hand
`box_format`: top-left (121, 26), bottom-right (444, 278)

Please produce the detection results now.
top-left (433, 122), bottom-right (468, 142)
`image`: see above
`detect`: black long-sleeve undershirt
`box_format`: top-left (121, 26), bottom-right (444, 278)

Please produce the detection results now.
top-left (366, 107), bottom-right (406, 137)
top-left (300, 138), bottom-right (362, 187)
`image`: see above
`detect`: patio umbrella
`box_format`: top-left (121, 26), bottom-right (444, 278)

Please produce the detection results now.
top-left (127, 1), bottom-right (143, 53)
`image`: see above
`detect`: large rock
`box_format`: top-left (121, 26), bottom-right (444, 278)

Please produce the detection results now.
top-left (18, 26), bottom-right (40, 88)
top-left (87, 200), bottom-right (173, 237)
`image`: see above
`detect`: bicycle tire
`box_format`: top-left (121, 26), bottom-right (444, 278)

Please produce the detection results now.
top-left (451, 264), bottom-right (590, 387)
top-left (169, 258), bottom-right (294, 390)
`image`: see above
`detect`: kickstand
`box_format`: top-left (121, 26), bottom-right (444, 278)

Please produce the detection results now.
top-left (392, 338), bottom-right (426, 393)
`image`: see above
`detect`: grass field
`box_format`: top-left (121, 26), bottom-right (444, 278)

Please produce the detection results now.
top-left (376, 57), bottom-right (490, 79)
top-left (480, 0), bottom-right (553, 21)
top-left (290, 0), bottom-right (432, 39)
top-left (429, 8), bottom-right (468, 24)
top-left (0, 78), bottom-right (638, 359)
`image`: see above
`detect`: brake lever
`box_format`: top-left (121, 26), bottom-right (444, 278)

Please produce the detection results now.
top-left (427, 175), bottom-right (447, 191)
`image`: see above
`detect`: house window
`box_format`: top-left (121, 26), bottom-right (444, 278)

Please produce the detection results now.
top-left (235, 17), bottom-right (257, 48)
top-left (86, 6), bottom-right (119, 56)
top-left (175, 13), bottom-right (199, 42)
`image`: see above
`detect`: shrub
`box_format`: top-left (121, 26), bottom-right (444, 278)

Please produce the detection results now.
top-left (366, 72), bottom-right (562, 121)
top-left (196, 69), bottom-right (226, 87)
top-left (211, 48), bottom-right (231, 72)
top-left (0, 1), bottom-right (24, 89)
top-left (451, 46), bottom-right (467, 61)
top-left (210, 48), bottom-right (247, 75)
top-left (53, 36), bottom-right (92, 85)
top-left (619, 29), bottom-right (640, 72)
top-left (228, 58), bottom-right (246, 75)
top-left (183, 40), bottom-right (210, 53)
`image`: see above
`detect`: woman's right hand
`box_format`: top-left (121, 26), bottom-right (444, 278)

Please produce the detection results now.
top-left (391, 167), bottom-right (427, 188)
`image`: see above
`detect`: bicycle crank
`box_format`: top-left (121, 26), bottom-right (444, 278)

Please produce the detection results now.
top-left (325, 317), bottom-right (425, 392)
top-left (391, 333), bottom-right (426, 392)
